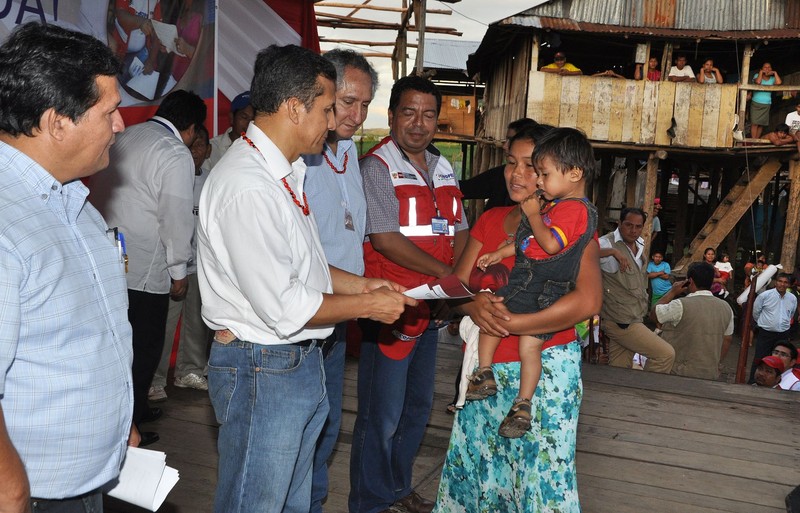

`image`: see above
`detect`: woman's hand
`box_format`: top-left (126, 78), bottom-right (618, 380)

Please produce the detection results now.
top-left (461, 291), bottom-right (510, 338)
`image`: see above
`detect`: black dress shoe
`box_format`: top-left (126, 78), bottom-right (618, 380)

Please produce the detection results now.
top-left (139, 407), bottom-right (163, 424)
top-left (138, 431), bottom-right (160, 447)
top-left (394, 491), bottom-right (434, 513)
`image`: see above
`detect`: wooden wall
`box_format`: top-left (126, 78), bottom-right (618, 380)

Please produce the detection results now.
top-left (526, 72), bottom-right (739, 148)
top-left (437, 94), bottom-right (476, 138)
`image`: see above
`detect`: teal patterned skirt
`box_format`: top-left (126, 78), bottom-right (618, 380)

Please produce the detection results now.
top-left (434, 342), bottom-right (583, 513)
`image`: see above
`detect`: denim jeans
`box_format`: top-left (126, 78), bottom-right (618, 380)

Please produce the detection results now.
top-left (311, 323), bottom-right (348, 513)
top-left (349, 321), bottom-right (438, 513)
top-left (208, 338), bottom-right (329, 513)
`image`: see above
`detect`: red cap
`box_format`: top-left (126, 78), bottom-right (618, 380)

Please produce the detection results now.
top-left (755, 355), bottom-right (785, 374)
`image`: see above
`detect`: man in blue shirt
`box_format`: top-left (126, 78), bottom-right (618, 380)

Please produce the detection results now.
top-left (750, 273), bottom-right (797, 383)
top-left (0, 23), bottom-right (134, 511)
top-left (303, 48), bottom-right (377, 513)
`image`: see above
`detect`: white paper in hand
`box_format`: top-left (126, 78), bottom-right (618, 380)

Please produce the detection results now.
top-left (151, 20), bottom-right (186, 56)
top-left (105, 446), bottom-right (179, 511)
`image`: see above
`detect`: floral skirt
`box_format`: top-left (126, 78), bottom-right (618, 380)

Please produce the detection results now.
top-left (434, 342), bottom-right (583, 513)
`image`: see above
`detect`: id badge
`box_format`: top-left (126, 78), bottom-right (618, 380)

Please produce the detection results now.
top-left (431, 216), bottom-right (449, 235)
top-left (344, 208), bottom-right (355, 231)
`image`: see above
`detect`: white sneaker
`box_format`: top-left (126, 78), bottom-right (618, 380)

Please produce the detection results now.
top-left (174, 373), bottom-right (208, 391)
top-left (148, 385), bottom-right (168, 402)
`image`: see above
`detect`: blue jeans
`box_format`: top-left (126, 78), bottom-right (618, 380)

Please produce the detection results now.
top-left (208, 339), bottom-right (329, 513)
top-left (349, 321), bottom-right (438, 513)
top-left (311, 323), bottom-right (347, 513)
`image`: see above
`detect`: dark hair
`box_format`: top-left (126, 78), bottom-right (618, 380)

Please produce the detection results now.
top-left (251, 44), bottom-right (336, 114)
top-left (704, 247), bottom-right (716, 257)
top-left (620, 207), bottom-right (647, 223)
top-left (687, 262), bottom-right (715, 290)
top-left (531, 127), bottom-right (597, 184)
top-left (776, 272), bottom-right (792, 282)
top-left (773, 341), bottom-right (798, 361)
top-left (389, 75), bottom-right (442, 115)
top-left (776, 123), bottom-right (790, 133)
top-left (195, 123), bottom-right (209, 144)
top-left (0, 22), bottom-right (120, 136)
top-left (507, 118), bottom-right (536, 133)
top-left (324, 48), bottom-right (378, 98)
top-left (155, 90), bottom-right (207, 131)
top-left (508, 123), bottom-right (555, 149)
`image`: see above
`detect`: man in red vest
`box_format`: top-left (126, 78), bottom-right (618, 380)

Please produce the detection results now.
top-left (349, 76), bottom-right (468, 513)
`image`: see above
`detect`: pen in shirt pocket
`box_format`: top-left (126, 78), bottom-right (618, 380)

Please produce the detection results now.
top-left (106, 227), bottom-right (128, 273)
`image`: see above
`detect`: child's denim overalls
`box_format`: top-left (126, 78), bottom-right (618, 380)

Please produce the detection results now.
top-left (497, 198), bottom-right (598, 341)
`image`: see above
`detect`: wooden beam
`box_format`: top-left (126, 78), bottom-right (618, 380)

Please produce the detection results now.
top-left (317, 12), bottom-right (461, 36)
top-left (346, 0), bottom-right (372, 18)
top-left (317, 18), bottom-right (461, 35)
top-left (780, 159), bottom-right (800, 271)
top-left (738, 44), bottom-right (752, 140)
top-left (641, 152), bottom-right (660, 260)
top-left (320, 38), bottom-right (418, 47)
top-left (414, 0), bottom-right (427, 74)
top-left (625, 157), bottom-right (639, 208)
top-left (673, 166), bottom-right (690, 262)
top-left (316, 2), bottom-right (452, 15)
top-left (738, 84), bottom-right (800, 92)
top-left (672, 158), bottom-right (783, 273)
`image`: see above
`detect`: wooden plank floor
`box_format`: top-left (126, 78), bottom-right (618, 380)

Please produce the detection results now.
top-left (105, 338), bottom-right (799, 513)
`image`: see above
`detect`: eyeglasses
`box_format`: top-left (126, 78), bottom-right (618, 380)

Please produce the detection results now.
top-left (772, 349), bottom-right (792, 359)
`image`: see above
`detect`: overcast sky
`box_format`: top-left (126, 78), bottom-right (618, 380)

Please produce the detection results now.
top-left (317, 0), bottom-right (545, 129)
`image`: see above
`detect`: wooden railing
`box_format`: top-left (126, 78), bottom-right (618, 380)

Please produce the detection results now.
top-left (526, 71), bottom-right (739, 148)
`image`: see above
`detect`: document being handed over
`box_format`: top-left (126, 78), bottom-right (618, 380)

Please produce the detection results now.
top-left (404, 274), bottom-right (474, 300)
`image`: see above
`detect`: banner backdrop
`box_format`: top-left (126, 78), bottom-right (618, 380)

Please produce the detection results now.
top-left (0, 1), bottom-right (215, 123)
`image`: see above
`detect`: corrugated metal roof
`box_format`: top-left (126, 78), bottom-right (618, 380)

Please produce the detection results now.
top-left (505, 0), bottom-right (800, 33)
top-left (500, 15), bottom-right (800, 40)
top-left (422, 38), bottom-right (481, 71)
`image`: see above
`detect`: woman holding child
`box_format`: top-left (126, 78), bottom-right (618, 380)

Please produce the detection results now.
top-left (434, 125), bottom-right (602, 512)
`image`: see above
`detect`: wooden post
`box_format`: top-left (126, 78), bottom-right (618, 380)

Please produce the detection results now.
top-left (736, 280), bottom-right (758, 383)
top-left (595, 156), bottom-right (613, 233)
top-left (413, 0), bottom-right (426, 75)
top-left (673, 166), bottom-right (689, 263)
top-left (781, 159), bottom-right (800, 271)
top-left (641, 152), bottom-right (660, 260)
top-left (738, 43), bottom-right (752, 138)
top-left (625, 157), bottom-right (638, 208)
top-left (661, 43), bottom-right (673, 82)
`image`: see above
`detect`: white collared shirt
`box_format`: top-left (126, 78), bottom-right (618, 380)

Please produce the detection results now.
top-left (197, 124), bottom-right (333, 344)
top-left (90, 116), bottom-right (195, 294)
top-left (654, 290), bottom-right (735, 335)
top-left (599, 228), bottom-right (645, 273)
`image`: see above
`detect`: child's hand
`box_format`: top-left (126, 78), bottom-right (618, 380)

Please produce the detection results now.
top-left (477, 252), bottom-right (501, 271)
top-left (520, 192), bottom-right (542, 218)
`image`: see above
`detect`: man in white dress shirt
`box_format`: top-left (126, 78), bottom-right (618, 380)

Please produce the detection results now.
top-left (90, 89), bottom-right (207, 447)
top-left (196, 44), bottom-right (413, 513)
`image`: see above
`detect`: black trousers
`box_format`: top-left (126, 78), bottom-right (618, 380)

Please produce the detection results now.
top-left (128, 289), bottom-right (170, 425)
top-left (31, 489), bottom-right (101, 512)
top-left (748, 327), bottom-right (790, 383)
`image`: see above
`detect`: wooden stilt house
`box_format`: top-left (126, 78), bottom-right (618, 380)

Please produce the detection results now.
top-left (468, 0), bottom-right (800, 275)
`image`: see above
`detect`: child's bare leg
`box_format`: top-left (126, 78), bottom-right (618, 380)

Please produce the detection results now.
top-left (466, 332), bottom-right (501, 400)
top-left (498, 335), bottom-right (544, 438)
top-left (517, 335), bottom-right (545, 400)
top-left (477, 332), bottom-right (502, 370)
